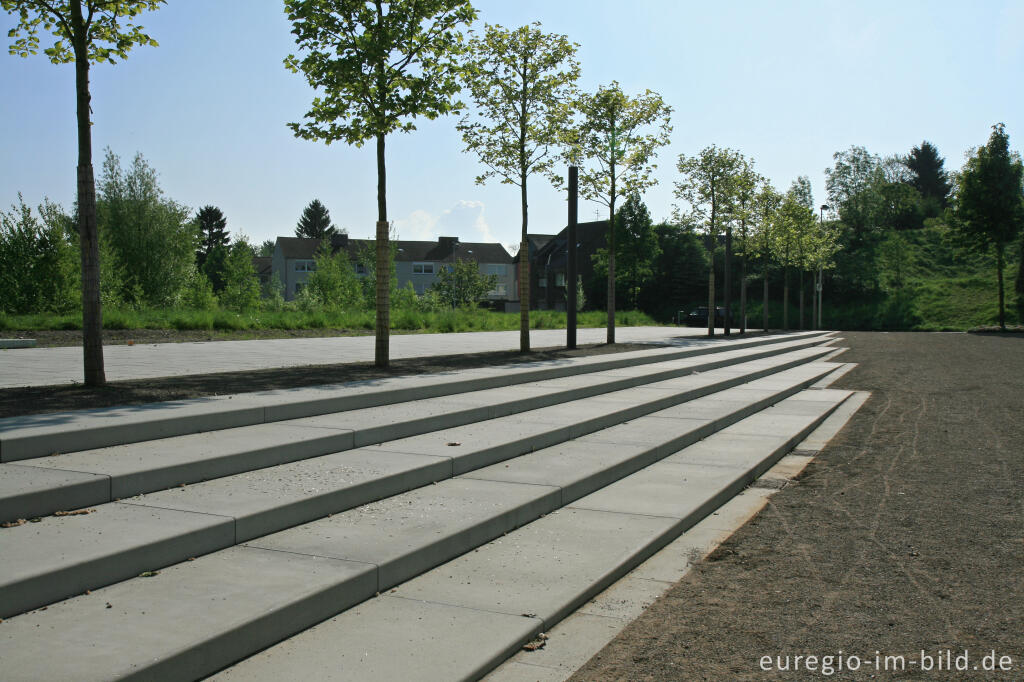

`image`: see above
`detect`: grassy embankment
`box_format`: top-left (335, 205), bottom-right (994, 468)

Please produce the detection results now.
top-left (0, 307), bottom-right (659, 334)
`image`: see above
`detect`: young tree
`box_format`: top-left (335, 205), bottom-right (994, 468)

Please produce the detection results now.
top-left (305, 238), bottom-right (361, 308)
top-left (219, 239), bottom-right (261, 312)
top-left (675, 145), bottom-right (743, 336)
top-left (825, 145), bottom-right (883, 237)
top-left (295, 198), bottom-right (338, 240)
top-left (3, 0), bottom-right (164, 386)
top-left (955, 123), bottom-right (1024, 330)
top-left (752, 183), bottom-right (782, 330)
top-left (771, 185), bottom-right (816, 330)
top-left (0, 195), bottom-right (79, 314)
top-left (569, 82), bottom-right (671, 342)
top-left (458, 22), bottom-right (579, 353)
top-left (790, 175), bottom-right (814, 328)
top-left (728, 161), bottom-right (761, 333)
top-left (431, 259), bottom-right (497, 308)
top-left (285, 0), bottom-right (476, 367)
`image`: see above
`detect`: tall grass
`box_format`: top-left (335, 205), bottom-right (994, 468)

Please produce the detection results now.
top-left (0, 306), bottom-right (661, 334)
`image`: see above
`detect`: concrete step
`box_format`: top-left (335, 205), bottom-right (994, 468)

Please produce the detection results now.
top-left (0, 337), bottom-right (834, 523)
top-left (215, 388), bottom-right (855, 682)
top-left (0, 350), bottom-right (837, 618)
top-left (0, 332), bottom-right (832, 463)
top-left (0, 378), bottom-right (848, 680)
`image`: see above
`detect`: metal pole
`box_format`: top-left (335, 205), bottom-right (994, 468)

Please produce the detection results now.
top-left (567, 166), bottom-right (578, 349)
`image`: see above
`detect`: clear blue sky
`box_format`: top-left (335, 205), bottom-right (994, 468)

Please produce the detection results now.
top-left (2, 0), bottom-right (1022, 252)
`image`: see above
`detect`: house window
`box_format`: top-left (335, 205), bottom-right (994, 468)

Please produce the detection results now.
top-left (413, 262), bottom-right (435, 274)
top-left (356, 263), bottom-right (367, 275)
top-left (555, 273), bottom-right (566, 287)
top-left (295, 260), bottom-right (316, 272)
top-left (538, 277), bottom-right (547, 288)
top-left (491, 283), bottom-right (507, 297)
top-left (483, 264), bottom-right (506, 276)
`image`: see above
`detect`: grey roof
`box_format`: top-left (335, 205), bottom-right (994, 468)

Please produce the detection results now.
top-left (252, 256), bottom-right (272, 275)
top-left (275, 235), bottom-right (513, 265)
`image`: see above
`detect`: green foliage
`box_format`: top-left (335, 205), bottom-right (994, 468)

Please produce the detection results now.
top-left (636, 222), bottom-right (708, 321)
top-left (304, 238), bottom-right (362, 308)
top-left (430, 259), bottom-right (497, 307)
top-left (294, 199), bottom-right (338, 240)
top-left (258, 239), bottom-right (276, 257)
top-left (0, 195), bottom-right (79, 313)
top-left (2, 0), bottom-right (162, 63)
top-left (906, 140), bottom-right (951, 211)
top-left (458, 22), bottom-right (579, 191)
top-left (954, 123), bottom-right (1024, 328)
top-left (97, 149), bottom-right (197, 306)
top-left (675, 145), bottom-right (744, 241)
top-left (218, 239), bottom-right (261, 312)
top-left (592, 194), bottom-right (660, 308)
top-left (570, 82), bottom-right (673, 211)
top-left (201, 243), bottom-right (228, 293)
top-left (195, 205), bottom-right (229, 271)
top-left (284, 0), bottom-right (476, 147)
top-left (180, 266), bottom-right (217, 311)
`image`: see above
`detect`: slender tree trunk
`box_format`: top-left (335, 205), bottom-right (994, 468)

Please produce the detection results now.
top-left (740, 249), bottom-right (747, 334)
top-left (518, 76), bottom-right (530, 353)
top-left (811, 270), bottom-right (817, 330)
top-left (375, 132), bottom-right (389, 367)
top-left (724, 224), bottom-right (732, 335)
top-left (72, 9), bottom-right (105, 387)
top-left (519, 177), bottom-right (530, 352)
top-left (607, 159), bottom-right (616, 344)
top-left (707, 258), bottom-right (715, 337)
top-left (762, 264), bottom-right (769, 332)
top-left (997, 244), bottom-right (1006, 330)
top-left (799, 269), bottom-right (805, 330)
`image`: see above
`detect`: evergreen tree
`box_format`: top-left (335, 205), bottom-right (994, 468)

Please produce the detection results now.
top-left (295, 199), bottom-right (338, 240)
top-left (258, 239), bottom-right (275, 257)
top-left (593, 194), bottom-right (660, 309)
top-left (906, 141), bottom-right (951, 210)
top-left (195, 205), bottom-right (230, 267)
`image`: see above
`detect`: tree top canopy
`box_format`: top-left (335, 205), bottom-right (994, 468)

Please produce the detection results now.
top-left (458, 21), bottom-right (580, 188)
top-left (284, 0), bottom-right (477, 147)
top-left (2, 0), bottom-right (162, 63)
top-left (569, 81), bottom-right (672, 207)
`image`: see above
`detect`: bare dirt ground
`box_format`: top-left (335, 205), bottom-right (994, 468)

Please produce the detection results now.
top-left (572, 332), bottom-right (1024, 680)
top-left (0, 342), bottom-right (659, 419)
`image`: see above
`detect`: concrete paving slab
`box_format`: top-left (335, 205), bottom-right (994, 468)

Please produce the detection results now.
top-left (462, 440), bottom-right (658, 505)
top-left (0, 546), bottom-right (376, 682)
top-left (0, 502), bottom-right (233, 618)
top-left (23, 421), bottom-right (356, 502)
top-left (0, 463), bottom-right (109, 523)
top-left (123, 448), bottom-right (451, 542)
top-left (661, 432), bottom-right (790, 469)
top-left (294, 395), bottom-right (493, 447)
top-left (486, 613), bottom-right (627, 681)
top-left (578, 416), bottom-right (717, 459)
top-left (0, 394), bottom-right (269, 463)
top-left (212, 595), bottom-right (541, 682)
top-left (796, 390), bottom-right (871, 451)
top-left (810, 361), bottom-right (857, 388)
top-left (393, 507), bottom-right (680, 626)
top-left (577, 575), bottom-right (673, 621)
top-left (248, 477), bottom-right (560, 590)
top-left (569, 461), bottom-right (749, 523)
top-left (375, 413), bottom-right (576, 475)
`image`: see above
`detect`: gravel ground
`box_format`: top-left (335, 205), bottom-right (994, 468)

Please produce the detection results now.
top-left (572, 331), bottom-right (1024, 681)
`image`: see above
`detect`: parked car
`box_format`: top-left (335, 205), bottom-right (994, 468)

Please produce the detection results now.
top-left (684, 306), bottom-right (727, 327)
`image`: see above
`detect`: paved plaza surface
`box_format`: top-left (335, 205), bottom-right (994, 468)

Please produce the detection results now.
top-left (0, 326), bottom-right (712, 389)
top-left (571, 331), bottom-right (1024, 680)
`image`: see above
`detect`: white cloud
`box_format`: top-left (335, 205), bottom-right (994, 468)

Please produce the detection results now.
top-left (393, 200), bottom-right (499, 244)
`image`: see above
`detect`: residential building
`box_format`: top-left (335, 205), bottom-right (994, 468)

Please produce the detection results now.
top-left (271, 234), bottom-right (515, 303)
top-left (529, 220), bottom-right (609, 311)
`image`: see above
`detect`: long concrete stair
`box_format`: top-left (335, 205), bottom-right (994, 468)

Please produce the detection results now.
top-left (0, 332), bottom-right (855, 681)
